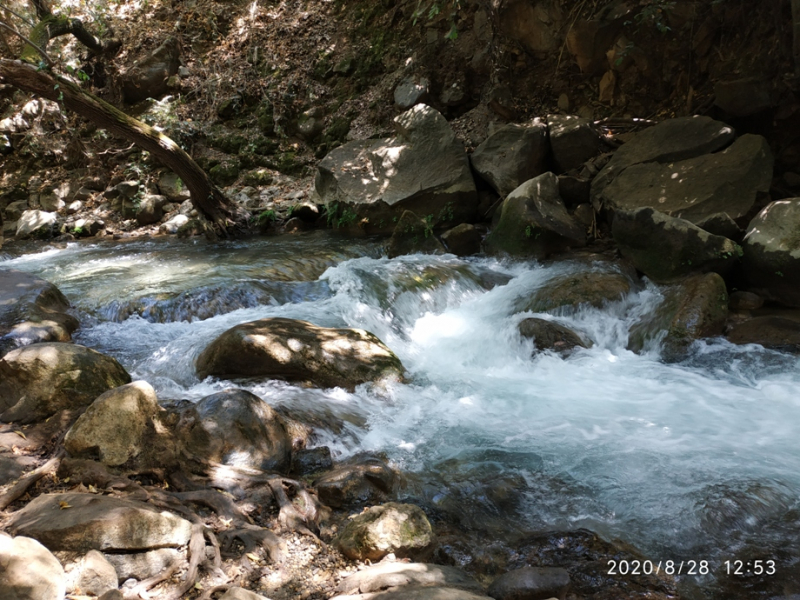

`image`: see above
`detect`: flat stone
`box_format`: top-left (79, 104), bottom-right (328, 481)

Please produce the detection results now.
top-left (488, 566), bottom-right (571, 600)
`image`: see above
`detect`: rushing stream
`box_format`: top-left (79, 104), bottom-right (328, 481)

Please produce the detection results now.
top-left (3, 232), bottom-right (800, 595)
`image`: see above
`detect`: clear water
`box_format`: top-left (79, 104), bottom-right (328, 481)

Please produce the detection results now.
top-left (4, 232), bottom-right (800, 592)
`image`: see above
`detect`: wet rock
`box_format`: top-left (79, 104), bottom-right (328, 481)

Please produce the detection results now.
top-left (291, 446), bottom-right (333, 476)
top-left (181, 388), bottom-right (291, 473)
top-left (0, 533), bottom-right (66, 600)
top-left (196, 318), bottom-right (405, 390)
top-left (335, 502), bottom-right (436, 561)
top-left (104, 548), bottom-right (181, 582)
top-left (519, 317), bottom-right (589, 355)
top-left (314, 456), bottom-right (396, 508)
top-left (135, 194), bottom-right (166, 226)
top-left (612, 207), bottom-right (741, 282)
top-left (160, 213), bottom-right (189, 234)
top-left (0, 268), bottom-right (79, 355)
top-left (394, 76), bottom-right (430, 109)
top-left (592, 115), bottom-right (735, 202)
top-left (386, 210), bottom-right (446, 258)
top-left (289, 201), bottom-right (319, 223)
top-left (16, 209), bottom-right (57, 239)
top-left (521, 271), bottom-right (631, 313)
top-left (64, 381), bottom-right (161, 467)
top-left (441, 223), bottom-right (482, 256)
top-left (488, 566), bottom-right (570, 600)
top-left (470, 121), bottom-right (548, 197)
top-left (628, 273), bottom-right (728, 361)
top-left (727, 316), bottom-right (800, 352)
top-left (598, 134), bottom-right (773, 223)
top-left (694, 212), bottom-right (742, 241)
top-left (121, 37), bottom-right (180, 103)
top-left (219, 588), bottom-right (271, 600)
top-left (742, 198), bottom-right (800, 307)
top-left (315, 104), bottom-right (477, 235)
top-left (336, 560), bottom-right (483, 595)
top-left (547, 115), bottom-right (601, 173)
top-left (66, 550), bottom-right (118, 597)
top-left (484, 172), bottom-right (585, 258)
top-left (0, 342), bottom-right (131, 424)
top-left (728, 291), bottom-right (764, 311)
top-left (714, 77), bottom-right (772, 117)
top-left (8, 493), bottom-right (192, 552)
top-left (72, 218), bottom-right (105, 237)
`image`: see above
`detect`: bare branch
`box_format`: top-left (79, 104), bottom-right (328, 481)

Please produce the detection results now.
top-left (0, 20), bottom-right (52, 65)
top-left (0, 4), bottom-right (35, 28)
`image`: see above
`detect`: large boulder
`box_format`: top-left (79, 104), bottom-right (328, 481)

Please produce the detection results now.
top-left (64, 381), bottom-right (161, 467)
top-left (547, 115), bottom-right (601, 173)
top-left (591, 115), bottom-right (735, 201)
top-left (16, 209), bottom-right (57, 239)
top-left (7, 493), bottom-right (192, 552)
top-left (335, 561), bottom-right (483, 595)
top-left (65, 550), bottom-right (118, 597)
top-left (335, 503), bottom-right (436, 561)
top-left (441, 223), bottom-right (481, 256)
top-left (520, 270), bottom-right (631, 313)
top-left (727, 316), bottom-right (800, 352)
top-left (196, 318), bottom-right (405, 390)
top-left (741, 199), bottom-right (800, 306)
top-left (0, 269), bottom-right (79, 356)
top-left (612, 207), bottom-right (741, 282)
top-left (314, 456), bottom-right (396, 508)
top-left (0, 343), bottom-right (131, 424)
top-left (120, 37), bottom-right (180, 103)
top-left (597, 134), bottom-right (773, 223)
top-left (314, 105), bottom-right (477, 235)
top-left (181, 388), bottom-right (291, 473)
top-left (386, 210), bottom-right (446, 258)
top-left (518, 317), bottom-right (590, 355)
top-left (484, 172), bottom-right (585, 258)
top-left (469, 121), bottom-right (548, 197)
top-left (628, 273), bottom-right (728, 361)
top-left (0, 533), bottom-right (66, 600)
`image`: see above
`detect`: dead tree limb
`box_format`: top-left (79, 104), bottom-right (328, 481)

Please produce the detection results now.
top-left (0, 449), bottom-right (64, 511)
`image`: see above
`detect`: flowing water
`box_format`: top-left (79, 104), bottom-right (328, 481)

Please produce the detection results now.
top-left (3, 232), bottom-right (800, 595)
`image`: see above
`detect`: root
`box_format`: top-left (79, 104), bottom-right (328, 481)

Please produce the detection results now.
top-left (219, 523), bottom-right (286, 562)
top-left (0, 449), bottom-right (64, 511)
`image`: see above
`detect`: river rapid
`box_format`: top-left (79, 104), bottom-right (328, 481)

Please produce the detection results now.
top-left (3, 232), bottom-right (800, 596)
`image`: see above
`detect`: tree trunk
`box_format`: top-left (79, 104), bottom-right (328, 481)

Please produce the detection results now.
top-left (793, 0), bottom-right (800, 78)
top-left (0, 59), bottom-right (242, 229)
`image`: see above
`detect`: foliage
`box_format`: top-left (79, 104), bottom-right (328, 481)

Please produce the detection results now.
top-left (412, 0), bottom-right (462, 40)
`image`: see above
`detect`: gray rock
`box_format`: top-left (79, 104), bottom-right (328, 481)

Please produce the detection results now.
top-left (0, 268), bottom-right (78, 356)
top-left (219, 588), bottom-right (271, 600)
top-left (104, 548), bottom-right (181, 582)
top-left (121, 37), bottom-right (180, 103)
top-left (728, 291), bottom-right (764, 311)
top-left (74, 187), bottom-right (93, 201)
top-left (160, 214), bottom-right (189, 234)
top-left (196, 318), bottom-right (405, 390)
top-left (547, 114), bottom-right (601, 173)
top-left (314, 456), bottom-right (396, 508)
top-left (484, 172), bottom-right (585, 258)
top-left (727, 316), bottom-right (800, 352)
top-left (694, 212), bottom-right (742, 241)
top-left (598, 134), bottom-right (773, 223)
top-left (67, 200), bottom-right (83, 214)
top-left (335, 503), bottom-right (436, 561)
top-left (394, 76), bottom-right (430, 109)
top-left (16, 210), bottom-right (57, 239)
top-left (628, 273), bottom-right (728, 361)
top-left (4, 200), bottom-right (29, 221)
top-left (8, 493), bottom-right (192, 552)
top-left (519, 318), bottom-right (590, 355)
top-left (488, 566), bottom-right (570, 600)
top-left (136, 194), bottom-right (166, 226)
top-left (715, 78), bottom-right (772, 117)
top-left (441, 223), bottom-right (482, 256)
top-left (470, 121), bottom-right (548, 197)
top-left (157, 171), bottom-right (189, 202)
top-left (182, 388), bottom-right (291, 473)
top-left (742, 198), bottom-right (800, 307)
top-left (73, 218), bottom-right (105, 237)
top-left (520, 271), bottom-right (631, 314)
top-left (64, 381), bottom-right (160, 467)
top-left (315, 105), bottom-right (477, 235)
top-left (67, 550), bottom-right (118, 597)
top-left (386, 210), bottom-right (446, 258)
top-left (612, 207), bottom-right (741, 282)
top-left (591, 115), bottom-right (736, 202)
top-left (38, 193), bottom-right (65, 213)
top-left (113, 181), bottom-right (140, 200)
top-left (0, 533), bottom-right (66, 600)
top-left (0, 342), bottom-right (131, 424)
top-left (336, 561), bottom-right (483, 595)
top-left (291, 446), bottom-right (333, 476)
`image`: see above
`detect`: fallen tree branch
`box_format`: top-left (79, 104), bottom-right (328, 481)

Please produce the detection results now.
top-left (0, 448), bottom-right (64, 511)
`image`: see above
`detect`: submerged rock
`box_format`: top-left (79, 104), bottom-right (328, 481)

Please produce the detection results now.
top-left (520, 270), bottom-right (631, 313)
top-left (0, 342), bottom-right (131, 424)
top-left (0, 533), bottom-right (66, 600)
top-left (488, 566), bottom-right (570, 600)
top-left (742, 198), bottom-right (800, 307)
top-left (518, 317), bottom-right (590, 355)
top-left (314, 455), bottom-right (396, 508)
top-left (314, 104), bottom-right (477, 235)
top-left (335, 502), bottom-right (436, 561)
top-left (484, 172), bottom-right (585, 258)
top-left (196, 318), bottom-right (405, 389)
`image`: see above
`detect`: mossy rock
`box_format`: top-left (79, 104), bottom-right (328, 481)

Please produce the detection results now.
top-left (176, 218), bottom-right (206, 238)
top-left (239, 153), bottom-right (272, 169)
top-left (520, 271), bottom-right (632, 314)
top-left (251, 137), bottom-right (279, 156)
top-left (207, 131), bottom-right (247, 154)
top-left (209, 161), bottom-right (240, 186)
top-left (216, 95), bottom-right (241, 120)
top-left (243, 169), bottom-right (274, 187)
top-left (268, 152), bottom-right (301, 175)
top-left (257, 101), bottom-right (275, 135)
top-left (324, 117), bottom-right (351, 145)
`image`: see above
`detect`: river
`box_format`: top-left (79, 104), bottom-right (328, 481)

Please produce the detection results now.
top-left (3, 231), bottom-right (799, 596)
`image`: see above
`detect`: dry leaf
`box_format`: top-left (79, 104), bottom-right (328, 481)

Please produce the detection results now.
top-left (194, 582), bottom-right (203, 590)
top-left (59, 501), bottom-right (72, 509)
top-left (88, 484), bottom-right (98, 493)
top-left (14, 431), bottom-right (26, 439)
top-left (246, 552), bottom-right (260, 562)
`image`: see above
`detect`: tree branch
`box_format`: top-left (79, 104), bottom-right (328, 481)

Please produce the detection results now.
top-left (0, 4), bottom-right (36, 28)
top-left (0, 21), bottom-right (53, 65)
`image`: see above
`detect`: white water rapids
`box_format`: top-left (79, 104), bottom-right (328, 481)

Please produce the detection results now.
top-left (3, 233), bottom-right (800, 590)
